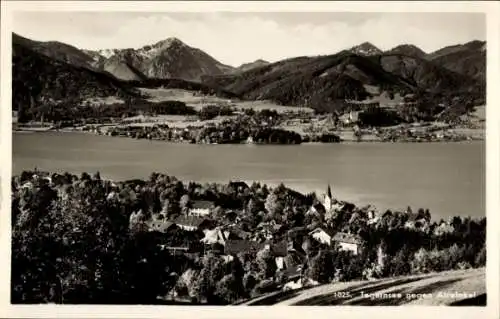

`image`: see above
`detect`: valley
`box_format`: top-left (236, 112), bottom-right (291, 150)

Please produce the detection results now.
top-left (8, 10), bottom-right (490, 309)
top-left (12, 32), bottom-right (486, 145)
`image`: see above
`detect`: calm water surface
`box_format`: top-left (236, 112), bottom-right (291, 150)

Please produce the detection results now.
top-left (12, 132), bottom-right (485, 219)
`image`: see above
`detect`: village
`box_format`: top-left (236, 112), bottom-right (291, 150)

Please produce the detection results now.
top-left (26, 101), bottom-right (481, 145)
top-left (11, 169), bottom-right (486, 304)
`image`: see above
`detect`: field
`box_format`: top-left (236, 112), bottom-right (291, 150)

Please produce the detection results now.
top-left (238, 267), bottom-right (485, 306)
top-left (82, 96), bottom-right (125, 106)
top-left (139, 87), bottom-right (315, 113)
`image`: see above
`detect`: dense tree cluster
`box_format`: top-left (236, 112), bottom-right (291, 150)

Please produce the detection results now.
top-left (11, 170), bottom-right (486, 305)
top-left (358, 106), bottom-right (402, 127)
top-left (102, 109), bottom-right (305, 145)
top-left (198, 104), bottom-right (234, 121)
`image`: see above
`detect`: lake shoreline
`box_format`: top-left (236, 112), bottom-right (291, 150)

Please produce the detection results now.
top-left (13, 132), bottom-right (485, 219)
top-left (13, 128), bottom-right (485, 144)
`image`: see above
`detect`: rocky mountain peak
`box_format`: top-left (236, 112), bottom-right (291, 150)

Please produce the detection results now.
top-left (350, 42), bottom-right (383, 56)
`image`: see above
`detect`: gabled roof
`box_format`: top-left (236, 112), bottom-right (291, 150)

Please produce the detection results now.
top-left (224, 239), bottom-right (288, 256)
top-left (148, 220), bottom-right (176, 233)
top-left (224, 226), bottom-right (251, 240)
top-left (309, 227), bottom-right (334, 237)
top-left (332, 232), bottom-right (363, 245)
top-left (173, 215), bottom-right (211, 228)
top-left (201, 228), bottom-right (226, 244)
top-left (308, 203), bottom-right (326, 215)
top-left (224, 240), bottom-right (263, 255)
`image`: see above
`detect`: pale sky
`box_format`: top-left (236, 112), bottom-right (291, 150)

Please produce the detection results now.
top-left (13, 12), bottom-right (485, 67)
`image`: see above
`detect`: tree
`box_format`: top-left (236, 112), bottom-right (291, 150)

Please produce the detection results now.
top-left (179, 194), bottom-right (190, 209)
top-left (215, 274), bottom-right (242, 304)
top-left (246, 198), bottom-right (259, 215)
top-left (387, 245), bottom-right (411, 277)
top-left (411, 248), bottom-right (431, 274)
top-left (192, 254), bottom-right (226, 304)
top-left (129, 209), bottom-right (147, 233)
top-left (160, 199), bottom-right (180, 219)
top-left (243, 272), bottom-right (258, 294)
top-left (308, 249), bottom-right (335, 284)
top-left (474, 244), bottom-right (486, 267)
top-left (264, 192), bottom-right (283, 216)
top-left (256, 248), bottom-right (277, 279)
top-left (11, 181), bottom-right (131, 304)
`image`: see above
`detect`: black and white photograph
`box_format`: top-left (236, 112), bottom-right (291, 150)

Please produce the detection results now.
top-left (1, 1), bottom-right (499, 317)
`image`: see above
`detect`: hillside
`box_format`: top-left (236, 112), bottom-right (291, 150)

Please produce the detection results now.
top-left (12, 38), bottom-right (140, 116)
top-left (202, 52), bottom-right (413, 113)
top-left (377, 54), bottom-right (479, 93)
top-left (202, 49), bottom-right (479, 113)
top-left (385, 44), bottom-right (427, 59)
top-left (427, 41), bottom-right (486, 80)
top-left (86, 38), bottom-right (235, 82)
top-left (202, 40), bottom-right (485, 113)
top-left (101, 58), bottom-right (148, 81)
top-left (238, 268), bottom-right (485, 306)
top-left (12, 33), bottom-right (97, 69)
top-left (233, 59), bottom-right (270, 73)
top-left (12, 33), bottom-right (487, 120)
top-left (427, 40), bottom-right (485, 60)
top-left (122, 78), bottom-right (240, 100)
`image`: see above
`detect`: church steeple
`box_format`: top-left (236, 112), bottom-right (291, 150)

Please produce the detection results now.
top-left (324, 183), bottom-right (332, 212)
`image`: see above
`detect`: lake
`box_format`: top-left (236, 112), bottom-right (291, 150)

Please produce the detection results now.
top-left (12, 132), bottom-right (485, 220)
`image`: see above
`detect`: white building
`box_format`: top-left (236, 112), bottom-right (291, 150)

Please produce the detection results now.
top-left (332, 232), bottom-right (364, 255)
top-left (189, 200), bottom-right (215, 217)
top-left (309, 228), bottom-right (333, 246)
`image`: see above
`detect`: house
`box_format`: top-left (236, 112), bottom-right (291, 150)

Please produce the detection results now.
top-left (223, 239), bottom-right (287, 257)
top-left (199, 224), bottom-right (251, 247)
top-left (332, 232), bottom-right (364, 255)
top-left (306, 202), bottom-right (326, 218)
top-left (224, 240), bottom-right (263, 256)
top-left (367, 210), bottom-right (380, 225)
top-left (147, 220), bottom-right (177, 233)
top-left (277, 251), bottom-right (306, 281)
top-left (309, 227), bottom-right (334, 246)
top-left (189, 200), bottom-right (215, 217)
top-left (200, 227), bottom-right (227, 245)
top-left (224, 226), bottom-right (252, 241)
top-left (173, 215), bottom-right (214, 232)
top-left (339, 110), bottom-right (360, 125)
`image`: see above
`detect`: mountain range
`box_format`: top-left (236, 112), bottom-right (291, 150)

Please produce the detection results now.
top-left (12, 32), bottom-right (486, 115)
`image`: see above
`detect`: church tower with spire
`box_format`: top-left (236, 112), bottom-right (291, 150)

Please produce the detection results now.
top-left (324, 184), bottom-right (332, 212)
